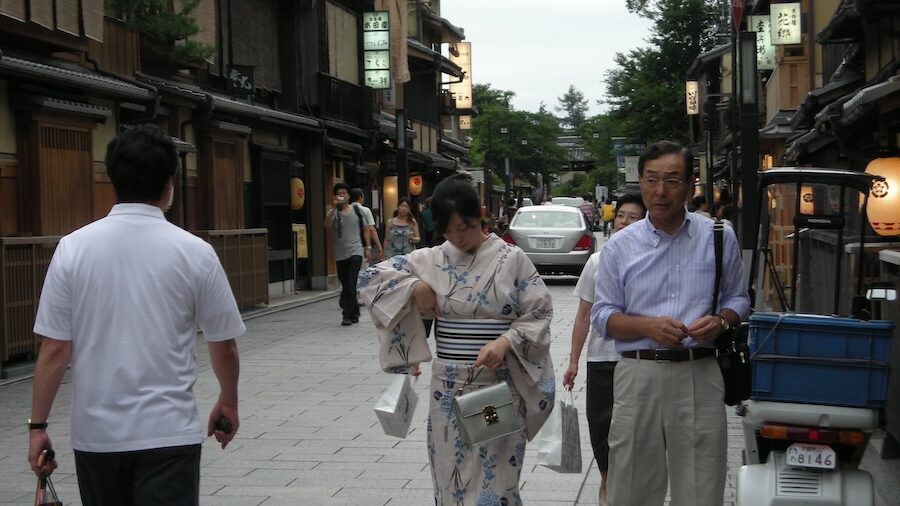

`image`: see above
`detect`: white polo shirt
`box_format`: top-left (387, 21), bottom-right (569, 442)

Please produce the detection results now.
top-left (34, 204), bottom-right (246, 453)
top-left (573, 251), bottom-right (619, 362)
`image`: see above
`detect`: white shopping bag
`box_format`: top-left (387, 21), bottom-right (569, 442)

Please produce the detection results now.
top-left (374, 374), bottom-right (418, 438)
top-left (535, 389), bottom-right (582, 473)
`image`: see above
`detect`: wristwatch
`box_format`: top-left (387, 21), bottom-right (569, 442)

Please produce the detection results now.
top-left (27, 419), bottom-right (48, 430)
top-left (717, 315), bottom-right (731, 333)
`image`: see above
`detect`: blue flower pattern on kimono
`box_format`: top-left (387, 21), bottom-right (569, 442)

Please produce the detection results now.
top-left (537, 377), bottom-right (556, 411)
top-left (390, 255), bottom-right (410, 272)
top-left (357, 267), bottom-right (377, 289)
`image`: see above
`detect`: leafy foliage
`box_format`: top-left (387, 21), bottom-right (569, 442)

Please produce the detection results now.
top-left (107, 0), bottom-right (214, 67)
top-left (606, 0), bottom-right (719, 143)
top-left (469, 83), bottom-right (566, 191)
top-left (556, 85), bottom-right (588, 130)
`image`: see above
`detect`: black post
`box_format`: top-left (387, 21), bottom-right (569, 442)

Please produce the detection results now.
top-left (485, 120), bottom-right (493, 215)
top-left (739, 31), bottom-right (760, 251)
top-left (396, 104), bottom-right (409, 201)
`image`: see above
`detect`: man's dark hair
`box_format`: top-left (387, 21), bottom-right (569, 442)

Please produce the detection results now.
top-left (615, 192), bottom-right (647, 215)
top-left (638, 140), bottom-right (693, 180)
top-left (432, 175), bottom-right (481, 235)
top-left (350, 188), bottom-right (364, 202)
top-left (333, 182), bottom-right (350, 195)
top-left (105, 124), bottom-right (179, 202)
top-left (691, 195), bottom-right (708, 210)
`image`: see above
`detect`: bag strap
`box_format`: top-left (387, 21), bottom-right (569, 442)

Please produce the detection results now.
top-left (352, 204), bottom-right (367, 246)
top-left (712, 220), bottom-right (724, 315)
top-left (454, 366), bottom-right (486, 396)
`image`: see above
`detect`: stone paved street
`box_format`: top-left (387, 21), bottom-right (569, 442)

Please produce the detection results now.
top-left (0, 244), bottom-right (748, 505)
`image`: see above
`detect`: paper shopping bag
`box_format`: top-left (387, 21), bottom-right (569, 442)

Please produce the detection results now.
top-left (536, 390), bottom-right (582, 473)
top-left (374, 374), bottom-right (418, 438)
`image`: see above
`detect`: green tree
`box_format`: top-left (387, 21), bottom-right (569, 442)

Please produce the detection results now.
top-left (556, 85), bottom-right (589, 130)
top-left (606, 0), bottom-right (719, 143)
top-left (470, 83), bottom-right (565, 192)
top-left (107, 0), bottom-right (215, 67)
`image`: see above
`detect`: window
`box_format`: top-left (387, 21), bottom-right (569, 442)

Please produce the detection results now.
top-left (325, 1), bottom-right (359, 85)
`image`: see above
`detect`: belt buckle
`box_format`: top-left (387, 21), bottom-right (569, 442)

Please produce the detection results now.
top-left (653, 349), bottom-right (672, 362)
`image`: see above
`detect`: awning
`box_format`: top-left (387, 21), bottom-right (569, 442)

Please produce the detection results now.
top-left (840, 74), bottom-right (900, 127)
top-left (324, 119), bottom-right (367, 139)
top-left (422, 8), bottom-right (465, 43)
top-left (410, 149), bottom-right (456, 170)
top-left (375, 111), bottom-right (416, 139)
top-left (137, 74), bottom-right (322, 132)
top-left (24, 95), bottom-right (112, 121)
top-left (686, 44), bottom-right (730, 79)
top-left (816, 0), bottom-right (862, 44)
top-left (784, 128), bottom-right (835, 162)
top-left (760, 110), bottom-right (799, 139)
top-left (325, 137), bottom-right (362, 156)
top-left (441, 136), bottom-right (470, 157)
top-left (407, 39), bottom-right (464, 79)
top-left (0, 52), bottom-right (153, 101)
top-left (789, 65), bottom-right (864, 129)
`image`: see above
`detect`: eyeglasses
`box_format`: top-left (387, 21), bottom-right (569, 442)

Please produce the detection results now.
top-left (616, 212), bottom-right (643, 221)
top-left (640, 177), bottom-right (685, 190)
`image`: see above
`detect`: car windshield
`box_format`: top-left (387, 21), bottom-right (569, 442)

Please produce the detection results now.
top-left (512, 210), bottom-right (582, 228)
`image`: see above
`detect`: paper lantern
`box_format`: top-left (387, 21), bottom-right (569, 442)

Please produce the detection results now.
top-left (290, 177), bottom-right (305, 210)
top-left (382, 175), bottom-right (398, 225)
top-left (409, 175), bottom-right (423, 196)
top-left (866, 157), bottom-right (900, 236)
top-left (800, 185), bottom-right (814, 215)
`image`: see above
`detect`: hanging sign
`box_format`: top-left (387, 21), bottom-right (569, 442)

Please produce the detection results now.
top-left (449, 42), bottom-right (472, 110)
top-left (770, 3), bottom-right (802, 45)
top-left (686, 80), bottom-right (700, 115)
top-left (750, 15), bottom-right (776, 70)
top-left (362, 11), bottom-right (391, 90)
top-left (227, 65), bottom-right (255, 97)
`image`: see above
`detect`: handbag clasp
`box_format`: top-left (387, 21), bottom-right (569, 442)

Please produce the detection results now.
top-left (482, 404), bottom-right (499, 425)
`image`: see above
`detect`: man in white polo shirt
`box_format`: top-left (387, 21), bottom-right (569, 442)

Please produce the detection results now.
top-left (27, 124), bottom-right (245, 505)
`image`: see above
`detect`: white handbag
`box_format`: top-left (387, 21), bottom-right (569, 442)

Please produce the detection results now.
top-left (374, 374), bottom-right (418, 438)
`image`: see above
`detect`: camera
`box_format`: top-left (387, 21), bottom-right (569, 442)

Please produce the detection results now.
top-left (336, 196), bottom-right (346, 204)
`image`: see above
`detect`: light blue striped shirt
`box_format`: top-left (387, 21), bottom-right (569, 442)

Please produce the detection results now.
top-left (591, 211), bottom-right (750, 352)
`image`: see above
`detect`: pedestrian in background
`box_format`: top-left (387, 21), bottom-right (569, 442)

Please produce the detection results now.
top-left (419, 196), bottom-right (435, 247)
top-left (383, 198), bottom-right (420, 258)
top-left (601, 198), bottom-right (615, 236)
top-left (351, 187), bottom-right (383, 262)
top-left (563, 192), bottom-right (646, 505)
top-left (358, 175), bottom-right (555, 505)
top-left (691, 194), bottom-right (711, 218)
top-left (325, 182), bottom-right (366, 326)
top-left (592, 140), bottom-right (750, 506)
top-left (579, 194), bottom-right (596, 228)
top-left (28, 124), bottom-right (244, 505)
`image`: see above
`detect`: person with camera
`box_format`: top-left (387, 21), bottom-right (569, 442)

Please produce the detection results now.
top-left (325, 182), bottom-right (367, 326)
top-left (28, 125), bottom-right (244, 505)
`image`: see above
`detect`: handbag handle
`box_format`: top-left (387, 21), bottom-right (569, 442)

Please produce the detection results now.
top-left (711, 220), bottom-right (724, 315)
top-left (454, 366), bottom-right (486, 396)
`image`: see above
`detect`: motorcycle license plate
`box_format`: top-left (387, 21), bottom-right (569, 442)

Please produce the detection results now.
top-left (785, 443), bottom-right (836, 470)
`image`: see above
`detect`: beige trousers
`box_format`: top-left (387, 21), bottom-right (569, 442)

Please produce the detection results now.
top-left (607, 356), bottom-right (727, 506)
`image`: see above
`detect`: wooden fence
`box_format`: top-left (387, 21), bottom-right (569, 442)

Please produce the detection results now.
top-left (197, 229), bottom-right (269, 311)
top-left (0, 236), bottom-right (60, 375)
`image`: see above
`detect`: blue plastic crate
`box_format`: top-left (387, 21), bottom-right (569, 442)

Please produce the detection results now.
top-left (749, 313), bottom-right (894, 408)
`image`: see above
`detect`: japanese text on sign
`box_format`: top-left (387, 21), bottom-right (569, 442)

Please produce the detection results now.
top-left (362, 11), bottom-right (391, 90)
top-left (770, 3), bottom-right (801, 45)
top-left (227, 65), bottom-right (254, 96)
top-left (750, 15), bottom-right (776, 70)
top-left (449, 42), bottom-right (472, 110)
top-left (685, 80), bottom-right (700, 115)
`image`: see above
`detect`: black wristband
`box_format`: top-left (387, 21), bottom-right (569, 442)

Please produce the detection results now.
top-left (27, 419), bottom-right (48, 430)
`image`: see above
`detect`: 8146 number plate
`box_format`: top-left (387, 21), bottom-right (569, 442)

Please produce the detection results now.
top-left (785, 443), bottom-right (836, 470)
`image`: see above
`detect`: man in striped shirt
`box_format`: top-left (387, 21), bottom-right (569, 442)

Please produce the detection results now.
top-left (591, 141), bottom-right (750, 506)
top-left (578, 194), bottom-right (596, 228)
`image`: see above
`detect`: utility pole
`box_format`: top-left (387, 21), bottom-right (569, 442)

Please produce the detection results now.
top-left (396, 82), bottom-right (408, 201)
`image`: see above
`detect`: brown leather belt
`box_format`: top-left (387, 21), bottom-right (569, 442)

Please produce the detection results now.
top-left (621, 348), bottom-right (715, 362)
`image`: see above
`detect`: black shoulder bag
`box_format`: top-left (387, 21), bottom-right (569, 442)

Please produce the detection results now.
top-left (712, 220), bottom-right (752, 406)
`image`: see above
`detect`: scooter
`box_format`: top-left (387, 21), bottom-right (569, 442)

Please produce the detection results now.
top-left (735, 168), bottom-right (895, 506)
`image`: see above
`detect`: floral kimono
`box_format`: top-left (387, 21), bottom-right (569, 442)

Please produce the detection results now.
top-left (358, 234), bottom-right (555, 506)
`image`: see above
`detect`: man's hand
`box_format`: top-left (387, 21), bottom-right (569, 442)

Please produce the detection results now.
top-left (562, 362), bottom-right (578, 390)
top-left (474, 337), bottom-right (512, 371)
top-left (645, 317), bottom-right (688, 347)
top-left (412, 281), bottom-right (438, 318)
top-left (207, 399), bottom-right (239, 449)
top-left (687, 315), bottom-right (722, 344)
top-left (28, 431), bottom-right (56, 477)
top-left (364, 248), bottom-right (372, 262)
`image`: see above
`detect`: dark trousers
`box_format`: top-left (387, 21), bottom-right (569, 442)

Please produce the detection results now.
top-left (74, 444), bottom-right (201, 506)
top-left (586, 361), bottom-right (616, 471)
top-left (336, 255), bottom-right (362, 320)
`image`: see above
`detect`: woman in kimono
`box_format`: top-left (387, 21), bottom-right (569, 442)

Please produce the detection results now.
top-left (358, 176), bottom-right (555, 506)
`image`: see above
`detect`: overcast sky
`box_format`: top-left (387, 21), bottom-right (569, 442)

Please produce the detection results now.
top-left (440, 0), bottom-right (655, 116)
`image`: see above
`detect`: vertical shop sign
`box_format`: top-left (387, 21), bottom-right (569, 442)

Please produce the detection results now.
top-left (362, 11), bottom-right (391, 89)
top-left (750, 15), bottom-right (776, 70)
top-left (770, 3), bottom-right (801, 45)
top-left (449, 42), bottom-right (472, 130)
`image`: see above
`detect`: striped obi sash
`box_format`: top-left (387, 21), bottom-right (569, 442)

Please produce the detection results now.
top-left (434, 318), bottom-right (511, 362)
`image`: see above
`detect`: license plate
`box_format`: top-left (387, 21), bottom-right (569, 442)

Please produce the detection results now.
top-left (536, 239), bottom-right (556, 249)
top-left (785, 443), bottom-right (836, 469)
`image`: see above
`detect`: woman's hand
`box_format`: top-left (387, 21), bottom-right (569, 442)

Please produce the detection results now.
top-left (474, 336), bottom-right (512, 371)
top-left (408, 363), bottom-right (421, 377)
top-left (412, 281), bottom-right (438, 317)
top-left (562, 362), bottom-right (578, 390)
